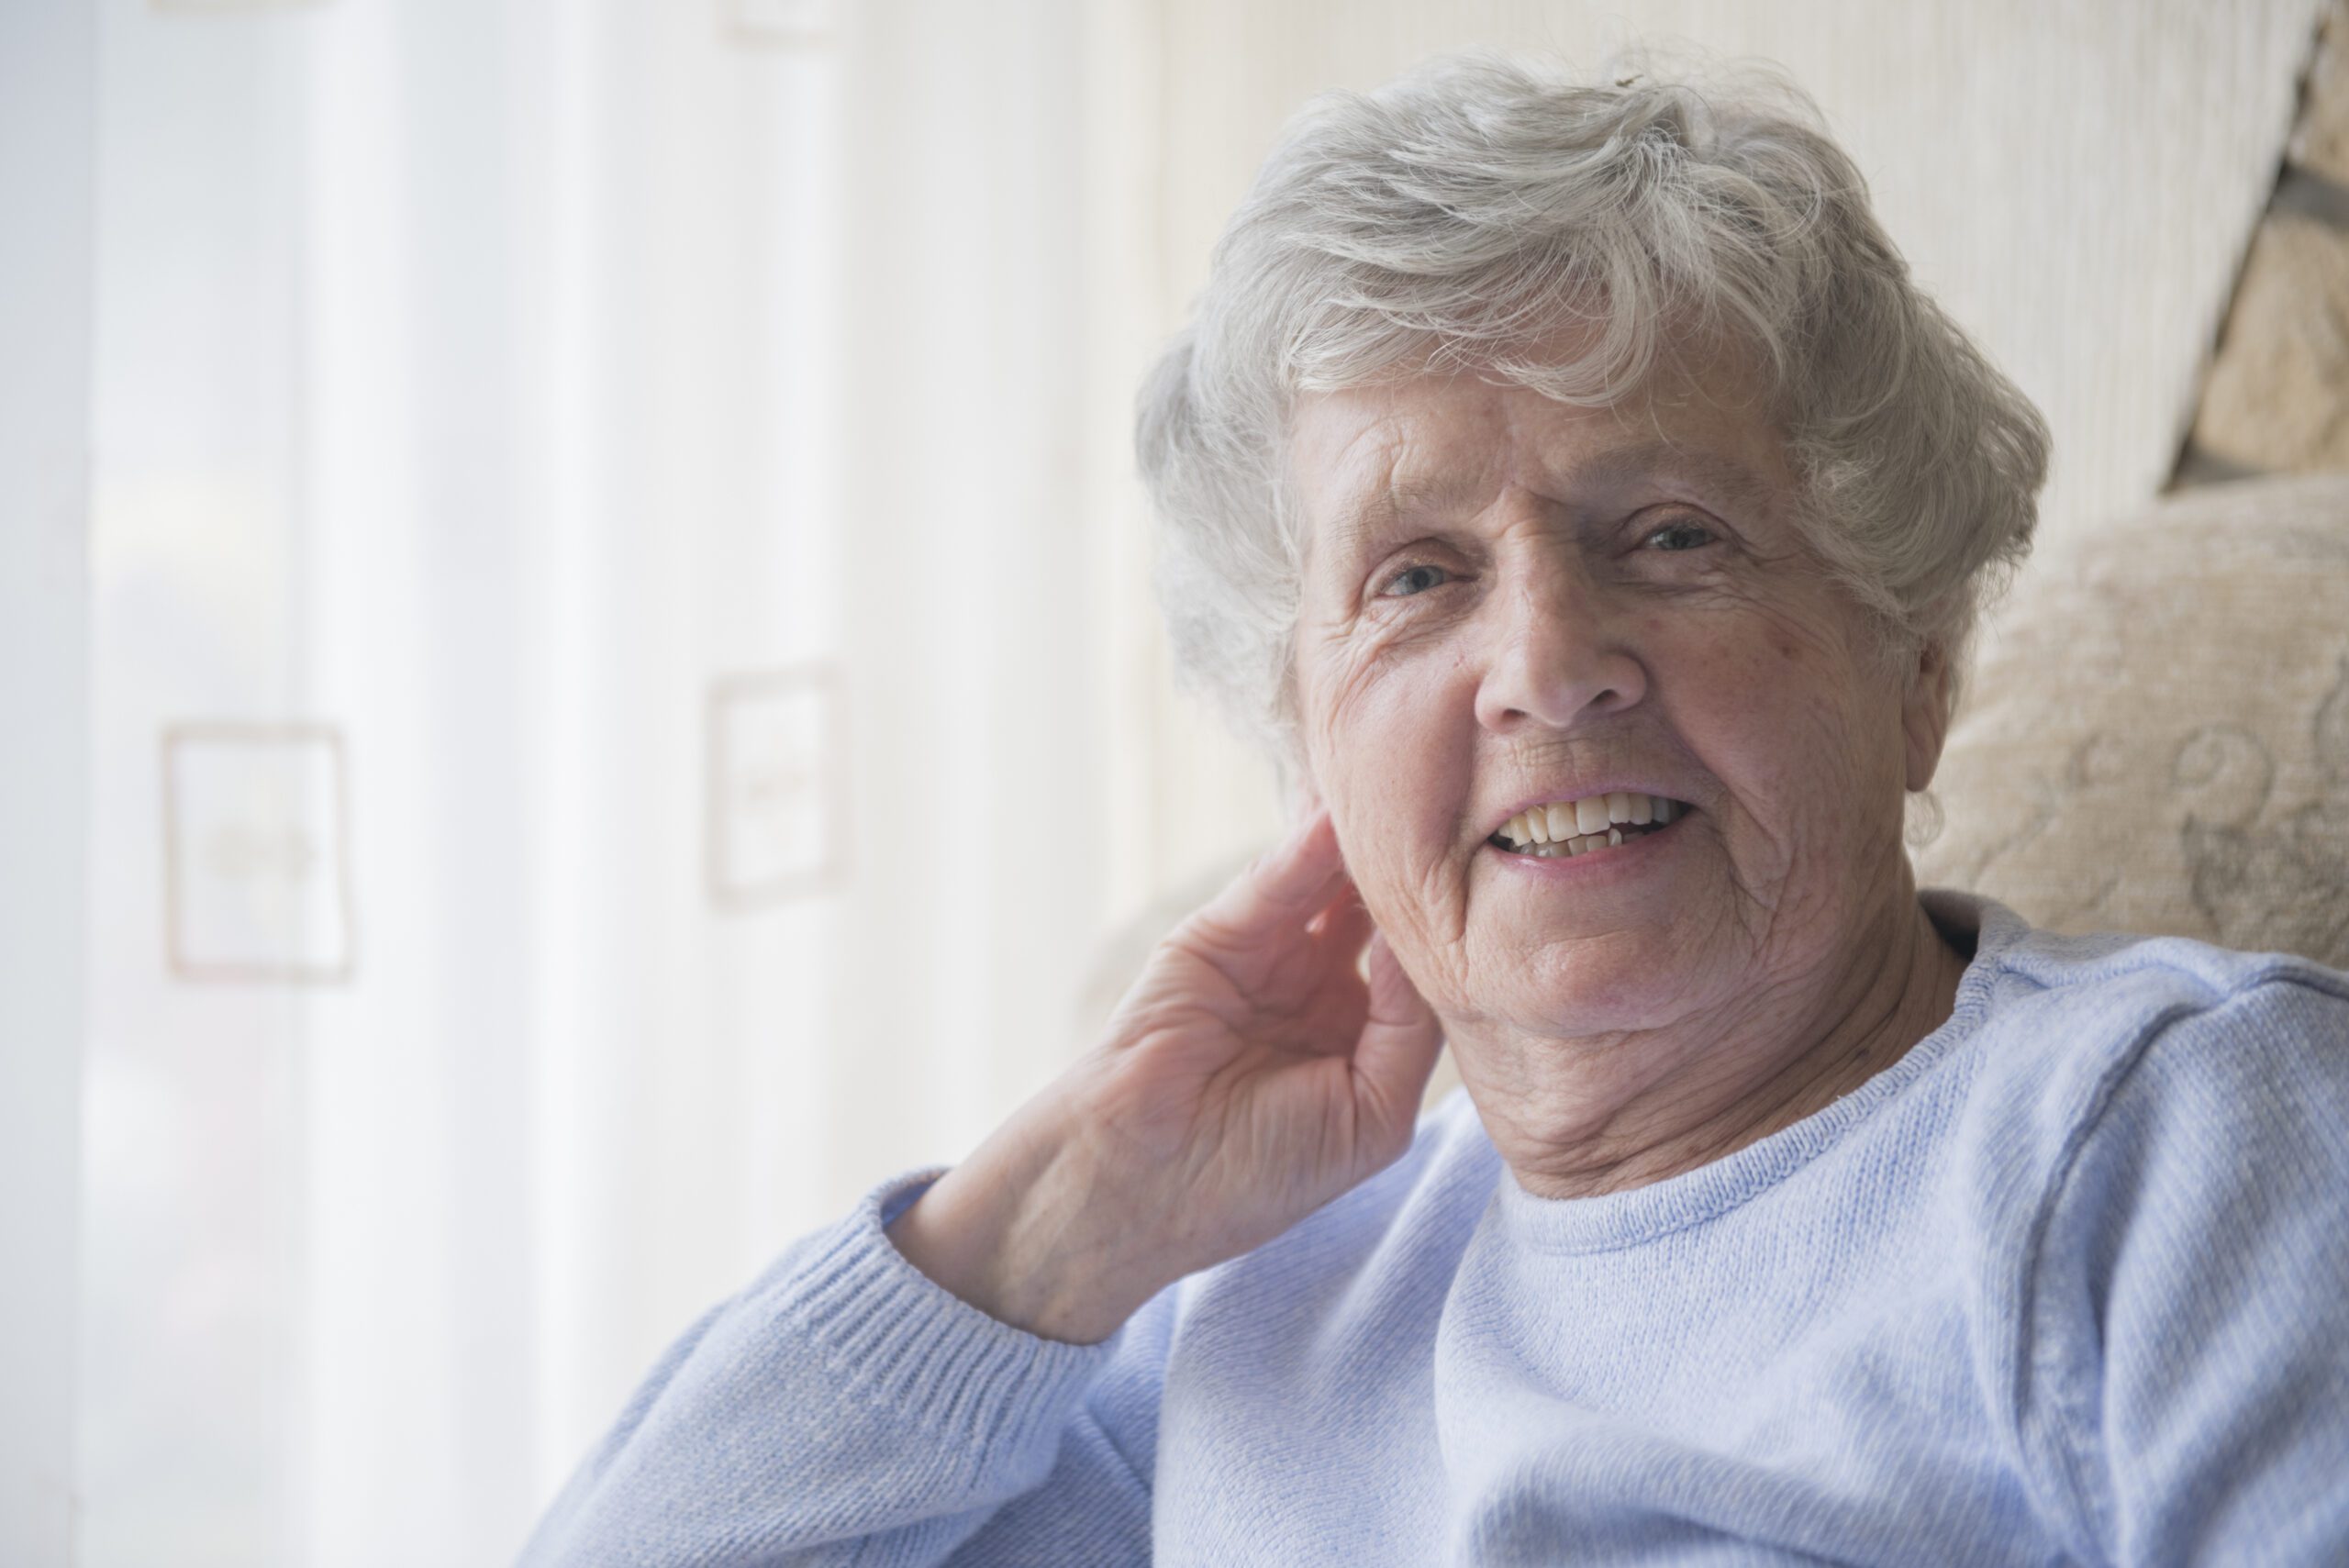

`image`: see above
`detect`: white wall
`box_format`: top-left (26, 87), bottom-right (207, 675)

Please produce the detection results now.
top-left (0, 0), bottom-right (93, 1562)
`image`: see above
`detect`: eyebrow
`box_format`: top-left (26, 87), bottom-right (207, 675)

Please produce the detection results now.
top-left (1319, 438), bottom-right (1784, 567)
top-left (1568, 439), bottom-right (1784, 517)
top-left (1320, 472), bottom-right (1493, 568)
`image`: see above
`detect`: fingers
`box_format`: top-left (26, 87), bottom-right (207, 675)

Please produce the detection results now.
top-left (1351, 930), bottom-right (1445, 1121)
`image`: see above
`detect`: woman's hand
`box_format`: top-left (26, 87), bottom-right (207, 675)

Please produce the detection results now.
top-left (885, 807), bottom-right (1445, 1343)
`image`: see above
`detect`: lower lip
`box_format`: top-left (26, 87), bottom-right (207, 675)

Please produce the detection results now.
top-left (1483, 812), bottom-right (1692, 882)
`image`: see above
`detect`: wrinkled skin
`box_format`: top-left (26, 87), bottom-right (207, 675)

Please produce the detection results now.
top-left (1289, 359), bottom-right (1969, 1196)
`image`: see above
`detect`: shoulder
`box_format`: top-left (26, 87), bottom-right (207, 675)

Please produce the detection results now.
top-left (2002, 915), bottom-right (2349, 1247)
top-left (2007, 940), bottom-right (2349, 1277)
top-left (1925, 890), bottom-right (2349, 1172)
top-left (1943, 884), bottom-right (2349, 1029)
top-left (1920, 894), bottom-right (2349, 1396)
top-left (1928, 896), bottom-right (2349, 1553)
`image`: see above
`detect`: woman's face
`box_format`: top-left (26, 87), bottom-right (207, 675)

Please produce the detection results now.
top-left (1289, 362), bottom-right (1948, 1047)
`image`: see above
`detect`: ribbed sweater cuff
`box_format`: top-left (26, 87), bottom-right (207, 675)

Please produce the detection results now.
top-left (763, 1167), bottom-right (1122, 1466)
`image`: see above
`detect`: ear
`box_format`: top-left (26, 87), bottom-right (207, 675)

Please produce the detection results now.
top-left (1280, 735), bottom-right (1327, 822)
top-left (1900, 641), bottom-right (1955, 793)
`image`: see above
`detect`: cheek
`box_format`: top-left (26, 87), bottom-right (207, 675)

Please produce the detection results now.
top-left (1306, 626), bottom-right (1464, 782)
top-left (1302, 636), bottom-right (1480, 894)
top-left (1695, 612), bottom-right (1905, 834)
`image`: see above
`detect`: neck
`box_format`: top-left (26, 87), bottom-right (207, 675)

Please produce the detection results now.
top-left (1454, 883), bottom-right (1969, 1202)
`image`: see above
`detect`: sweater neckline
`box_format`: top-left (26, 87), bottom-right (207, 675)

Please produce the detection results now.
top-left (1492, 890), bottom-right (2023, 1256)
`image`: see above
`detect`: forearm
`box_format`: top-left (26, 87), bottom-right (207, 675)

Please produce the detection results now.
top-left (517, 1169), bottom-right (1130, 1568)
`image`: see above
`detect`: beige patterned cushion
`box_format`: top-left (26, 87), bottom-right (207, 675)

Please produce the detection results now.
top-left (1916, 473), bottom-right (2349, 967)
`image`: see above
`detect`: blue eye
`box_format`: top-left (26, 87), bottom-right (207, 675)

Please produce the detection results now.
top-left (1381, 563), bottom-right (1451, 597)
top-left (1643, 519), bottom-right (1715, 551)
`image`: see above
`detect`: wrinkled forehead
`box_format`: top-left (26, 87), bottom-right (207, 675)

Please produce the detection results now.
top-left (1286, 361), bottom-right (1798, 578)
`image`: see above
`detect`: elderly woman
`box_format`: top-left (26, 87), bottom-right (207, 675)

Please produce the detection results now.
top-left (520, 57), bottom-right (2349, 1566)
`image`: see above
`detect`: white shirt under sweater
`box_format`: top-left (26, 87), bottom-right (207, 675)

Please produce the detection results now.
top-left (516, 892), bottom-right (2349, 1566)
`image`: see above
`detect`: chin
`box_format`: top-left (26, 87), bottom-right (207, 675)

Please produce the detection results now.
top-left (1497, 940), bottom-right (1699, 1035)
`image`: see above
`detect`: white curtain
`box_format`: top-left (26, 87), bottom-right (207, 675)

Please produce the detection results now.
top-left (83, 0), bottom-right (1118, 1562)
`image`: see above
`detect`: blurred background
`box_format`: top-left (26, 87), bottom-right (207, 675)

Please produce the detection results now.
top-left (4, 0), bottom-right (2339, 1563)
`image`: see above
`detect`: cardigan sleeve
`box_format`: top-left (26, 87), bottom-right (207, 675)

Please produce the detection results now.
top-left (513, 1168), bottom-right (1168, 1567)
top-left (2022, 973), bottom-right (2349, 1566)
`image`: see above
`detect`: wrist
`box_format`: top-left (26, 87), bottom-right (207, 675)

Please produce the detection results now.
top-left (884, 1111), bottom-right (1163, 1345)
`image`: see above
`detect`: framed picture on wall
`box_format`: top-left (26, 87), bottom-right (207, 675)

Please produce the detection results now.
top-left (163, 722), bottom-right (357, 984)
top-left (726, 0), bottom-right (834, 47)
top-left (706, 663), bottom-right (848, 911)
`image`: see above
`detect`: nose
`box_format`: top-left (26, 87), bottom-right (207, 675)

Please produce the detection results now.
top-left (1472, 550), bottom-right (1647, 735)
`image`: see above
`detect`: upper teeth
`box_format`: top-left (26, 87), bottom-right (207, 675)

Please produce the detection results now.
top-left (1497, 792), bottom-right (1679, 848)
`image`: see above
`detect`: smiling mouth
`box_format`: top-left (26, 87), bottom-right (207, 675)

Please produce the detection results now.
top-left (1486, 792), bottom-right (1690, 859)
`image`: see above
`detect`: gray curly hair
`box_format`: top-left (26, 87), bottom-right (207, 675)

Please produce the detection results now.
top-left (1135, 52), bottom-right (2050, 787)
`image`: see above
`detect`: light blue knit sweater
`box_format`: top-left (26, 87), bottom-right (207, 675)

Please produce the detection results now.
top-left (517, 893), bottom-right (2349, 1565)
